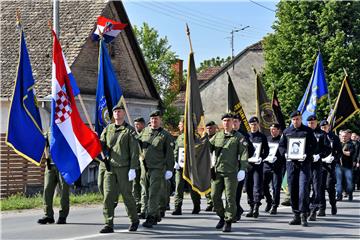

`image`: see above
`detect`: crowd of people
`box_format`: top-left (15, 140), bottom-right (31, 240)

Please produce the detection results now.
top-left (36, 105), bottom-right (360, 233)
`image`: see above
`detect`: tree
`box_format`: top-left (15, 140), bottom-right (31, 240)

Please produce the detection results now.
top-left (197, 56), bottom-right (231, 73)
top-left (263, 1), bottom-right (360, 130)
top-left (133, 22), bottom-right (180, 128)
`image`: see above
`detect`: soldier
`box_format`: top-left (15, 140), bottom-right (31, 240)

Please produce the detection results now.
top-left (319, 120), bottom-right (342, 216)
top-left (336, 129), bottom-right (355, 201)
top-left (138, 110), bottom-right (174, 228)
top-left (306, 115), bottom-right (331, 221)
top-left (172, 119), bottom-right (201, 215)
top-left (205, 120), bottom-right (217, 211)
top-left (278, 111), bottom-right (317, 227)
top-left (37, 133), bottom-right (70, 225)
top-left (351, 132), bottom-right (360, 191)
top-left (99, 104), bottom-right (140, 233)
top-left (246, 116), bottom-right (269, 218)
top-left (210, 113), bottom-right (248, 232)
top-left (263, 123), bottom-right (286, 215)
top-left (232, 114), bottom-right (255, 221)
top-left (133, 117), bottom-right (146, 213)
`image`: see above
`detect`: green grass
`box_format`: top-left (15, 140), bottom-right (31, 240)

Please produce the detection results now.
top-left (0, 192), bottom-right (104, 211)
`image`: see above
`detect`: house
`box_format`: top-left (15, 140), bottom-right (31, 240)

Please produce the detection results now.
top-left (0, 0), bottom-right (160, 197)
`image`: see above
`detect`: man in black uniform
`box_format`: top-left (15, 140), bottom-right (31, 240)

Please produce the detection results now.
top-left (319, 120), bottom-right (342, 216)
top-left (263, 123), bottom-right (285, 215)
top-left (246, 116), bottom-right (269, 218)
top-left (233, 114), bottom-right (255, 221)
top-left (307, 115), bottom-right (331, 221)
top-left (279, 111), bottom-right (317, 227)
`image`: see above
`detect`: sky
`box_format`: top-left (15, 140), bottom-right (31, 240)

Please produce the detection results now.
top-left (123, 0), bottom-right (279, 68)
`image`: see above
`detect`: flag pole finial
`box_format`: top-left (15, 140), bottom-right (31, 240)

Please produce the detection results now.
top-left (343, 68), bottom-right (348, 77)
top-left (16, 10), bottom-right (22, 28)
top-left (186, 23), bottom-right (193, 53)
top-left (48, 20), bottom-right (53, 32)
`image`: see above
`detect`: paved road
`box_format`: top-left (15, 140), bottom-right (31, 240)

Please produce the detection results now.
top-left (1, 191), bottom-right (360, 240)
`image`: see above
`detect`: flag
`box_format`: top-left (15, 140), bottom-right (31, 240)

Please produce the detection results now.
top-left (50, 30), bottom-right (102, 184)
top-left (329, 75), bottom-right (360, 130)
top-left (298, 52), bottom-right (328, 124)
top-left (95, 40), bottom-right (124, 135)
top-left (256, 73), bottom-right (276, 136)
top-left (227, 73), bottom-right (250, 133)
top-left (92, 16), bottom-right (127, 43)
top-left (272, 89), bottom-right (286, 131)
top-left (183, 52), bottom-right (212, 195)
top-left (5, 30), bottom-right (46, 165)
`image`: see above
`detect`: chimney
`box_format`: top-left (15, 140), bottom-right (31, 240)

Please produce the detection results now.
top-left (171, 59), bottom-right (183, 92)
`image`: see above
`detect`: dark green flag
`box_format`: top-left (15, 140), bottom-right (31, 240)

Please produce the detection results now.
top-left (256, 73), bottom-right (276, 136)
top-left (227, 73), bottom-right (250, 132)
top-left (183, 52), bottom-right (211, 195)
top-left (329, 75), bottom-right (360, 130)
top-left (272, 89), bottom-right (286, 131)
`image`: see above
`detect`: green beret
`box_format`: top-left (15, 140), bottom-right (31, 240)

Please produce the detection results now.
top-left (150, 110), bottom-right (162, 117)
top-left (112, 103), bottom-right (125, 111)
top-left (206, 121), bottom-right (216, 127)
top-left (221, 113), bottom-right (233, 120)
top-left (290, 110), bottom-right (301, 118)
top-left (134, 117), bottom-right (145, 123)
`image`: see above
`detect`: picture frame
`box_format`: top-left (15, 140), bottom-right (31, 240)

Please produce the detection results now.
top-left (178, 147), bottom-right (185, 168)
top-left (287, 137), bottom-right (306, 161)
top-left (264, 142), bottom-right (279, 163)
top-left (248, 142), bottom-right (262, 163)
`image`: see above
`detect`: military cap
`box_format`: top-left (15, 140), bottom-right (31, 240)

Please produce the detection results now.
top-left (221, 113), bottom-right (233, 120)
top-left (270, 123), bottom-right (281, 129)
top-left (112, 103), bottom-right (125, 111)
top-left (134, 117), bottom-right (145, 123)
top-left (306, 115), bottom-right (317, 121)
top-left (206, 121), bottom-right (216, 127)
top-left (150, 110), bottom-right (162, 117)
top-left (249, 116), bottom-right (259, 123)
top-left (290, 110), bottom-right (301, 118)
top-left (320, 120), bottom-right (329, 126)
top-left (233, 114), bottom-right (241, 120)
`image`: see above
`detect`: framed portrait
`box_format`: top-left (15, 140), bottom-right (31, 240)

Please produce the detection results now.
top-left (248, 142), bottom-right (262, 163)
top-left (264, 143), bottom-right (279, 163)
top-left (287, 137), bottom-right (306, 160)
top-left (178, 147), bottom-right (185, 168)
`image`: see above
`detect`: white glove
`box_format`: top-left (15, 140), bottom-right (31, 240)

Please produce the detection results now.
top-left (330, 156), bottom-right (334, 162)
top-left (237, 170), bottom-right (245, 182)
top-left (273, 156), bottom-right (277, 162)
top-left (128, 169), bottom-right (136, 181)
top-left (165, 170), bottom-right (173, 180)
top-left (285, 153), bottom-right (288, 158)
top-left (174, 162), bottom-right (180, 170)
top-left (313, 154), bottom-right (320, 162)
top-left (255, 157), bottom-right (262, 165)
top-left (302, 154), bottom-right (307, 160)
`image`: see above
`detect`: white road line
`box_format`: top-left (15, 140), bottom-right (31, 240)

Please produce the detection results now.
top-left (58, 229), bottom-right (129, 240)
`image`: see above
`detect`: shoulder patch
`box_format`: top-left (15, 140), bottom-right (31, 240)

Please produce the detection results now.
top-left (170, 142), bottom-right (174, 147)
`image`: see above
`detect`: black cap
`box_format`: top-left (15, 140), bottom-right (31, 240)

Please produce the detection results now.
top-left (221, 113), bottom-right (233, 120)
top-left (306, 115), bottom-right (317, 121)
top-left (112, 103), bottom-right (125, 111)
top-left (134, 117), bottom-right (145, 123)
top-left (233, 114), bottom-right (241, 120)
top-left (270, 123), bottom-right (281, 129)
top-left (206, 121), bottom-right (216, 127)
top-left (150, 110), bottom-right (162, 117)
top-left (249, 116), bottom-right (259, 123)
top-left (320, 120), bottom-right (329, 126)
top-left (290, 110), bottom-right (301, 118)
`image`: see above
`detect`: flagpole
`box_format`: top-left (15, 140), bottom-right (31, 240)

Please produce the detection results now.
top-left (186, 23), bottom-right (193, 53)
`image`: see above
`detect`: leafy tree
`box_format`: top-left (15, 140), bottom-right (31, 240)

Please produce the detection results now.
top-left (263, 0), bottom-right (360, 130)
top-left (133, 22), bottom-right (181, 128)
top-left (197, 56), bottom-right (231, 73)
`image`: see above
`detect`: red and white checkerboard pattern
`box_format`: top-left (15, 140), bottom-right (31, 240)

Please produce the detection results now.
top-left (55, 90), bottom-right (72, 124)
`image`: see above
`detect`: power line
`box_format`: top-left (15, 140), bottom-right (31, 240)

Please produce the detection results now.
top-left (249, 0), bottom-right (276, 13)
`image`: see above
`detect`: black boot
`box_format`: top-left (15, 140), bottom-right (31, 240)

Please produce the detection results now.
top-left (281, 198), bottom-right (291, 206)
top-left (246, 206), bottom-right (254, 217)
top-left (37, 217), bottom-right (55, 224)
top-left (171, 208), bottom-right (182, 215)
top-left (301, 213), bottom-right (308, 227)
top-left (270, 206), bottom-right (277, 215)
top-left (223, 221), bottom-right (232, 232)
top-left (205, 204), bottom-right (213, 212)
top-left (160, 211), bottom-right (165, 218)
top-left (331, 205), bottom-right (337, 215)
top-left (56, 217), bottom-right (66, 224)
top-left (308, 210), bottom-right (316, 221)
top-left (253, 204), bottom-right (260, 218)
top-left (138, 212), bottom-right (146, 219)
top-left (289, 214), bottom-right (301, 225)
top-left (348, 192), bottom-right (353, 201)
top-left (192, 205), bottom-right (200, 214)
top-left (317, 209), bottom-right (325, 216)
top-left (264, 202), bottom-right (272, 212)
top-left (128, 221), bottom-right (139, 231)
top-left (99, 225), bottom-right (114, 233)
top-left (216, 217), bottom-right (225, 229)
top-left (142, 216), bottom-right (156, 228)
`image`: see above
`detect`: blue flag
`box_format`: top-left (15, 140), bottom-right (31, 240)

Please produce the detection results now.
top-left (6, 31), bottom-right (46, 165)
top-left (297, 52), bottom-right (328, 124)
top-left (95, 40), bottom-right (123, 135)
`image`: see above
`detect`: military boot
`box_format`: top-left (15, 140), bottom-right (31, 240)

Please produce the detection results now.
top-left (37, 217), bottom-right (55, 224)
top-left (192, 205), bottom-right (200, 214)
top-left (246, 206), bottom-right (254, 217)
top-left (99, 225), bottom-right (114, 233)
top-left (308, 210), bottom-right (316, 221)
top-left (205, 204), bottom-right (213, 212)
top-left (142, 216), bottom-right (156, 228)
top-left (56, 217), bottom-right (66, 224)
top-left (289, 214), bottom-right (301, 225)
top-left (301, 213), bottom-right (308, 227)
top-left (215, 217), bottom-right (225, 229)
top-left (222, 221), bottom-right (232, 232)
top-left (317, 209), bottom-right (326, 216)
top-left (331, 205), bottom-right (337, 215)
top-left (128, 221), bottom-right (139, 231)
top-left (270, 206), bottom-right (277, 215)
top-left (264, 202), bottom-right (272, 212)
top-left (253, 204), bottom-right (260, 218)
top-left (171, 208), bottom-right (182, 215)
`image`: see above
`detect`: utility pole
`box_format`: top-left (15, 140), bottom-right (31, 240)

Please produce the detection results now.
top-left (231, 26), bottom-right (250, 59)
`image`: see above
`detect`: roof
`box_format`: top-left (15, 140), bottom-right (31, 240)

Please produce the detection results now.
top-left (0, 0), bottom-right (160, 101)
top-left (197, 66), bottom-right (222, 82)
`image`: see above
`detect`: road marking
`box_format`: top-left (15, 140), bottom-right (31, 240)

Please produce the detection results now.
top-left (58, 229), bottom-right (129, 240)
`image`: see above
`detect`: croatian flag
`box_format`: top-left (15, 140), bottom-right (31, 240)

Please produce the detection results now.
top-left (50, 30), bottom-right (102, 184)
top-left (92, 16), bottom-right (127, 43)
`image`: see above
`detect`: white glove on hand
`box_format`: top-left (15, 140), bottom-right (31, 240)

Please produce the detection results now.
top-left (128, 169), bottom-right (136, 181)
top-left (165, 170), bottom-right (173, 180)
top-left (273, 156), bottom-right (277, 162)
top-left (313, 154), bottom-right (320, 162)
top-left (285, 153), bottom-right (288, 159)
top-left (302, 154), bottom-right (307, 160)
top-left (255, 157), bottom-right (262, 165)
top-left (174, 162), bottom-right (180, 170)
top-left (330, 156), bottom-right (334, 162)
top-left (237, 170), bottom-right (245, 182)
